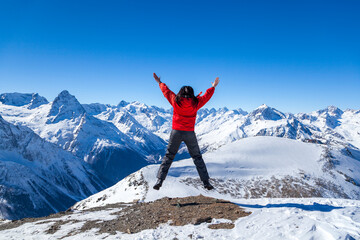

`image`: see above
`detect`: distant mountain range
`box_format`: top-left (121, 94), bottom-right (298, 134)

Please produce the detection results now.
top-left (0, 91), bottom-right (359, 219)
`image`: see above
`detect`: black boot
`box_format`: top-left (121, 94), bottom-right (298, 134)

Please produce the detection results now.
top-left (203, 180), bottom-right (214, 190)
top-left (153, 179), bottom-right (163, 190)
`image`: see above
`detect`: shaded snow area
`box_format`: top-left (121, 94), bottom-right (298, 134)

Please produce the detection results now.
top-left (0, 115), bottom-right (105, 220)
top-left (0, 197), bottom-right (359, 239)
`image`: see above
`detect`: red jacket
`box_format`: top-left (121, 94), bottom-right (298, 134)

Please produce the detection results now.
top-left (159, 83), bottom-right (215, 131)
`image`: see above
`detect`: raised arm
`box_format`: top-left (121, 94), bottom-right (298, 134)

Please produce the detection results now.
top-left (153, 73), bottom-right (176, 106)
top-left (153, 73), bottom-right (162, 84)
top-left (212, 77), bottom-right (220, 88)
top-left (197, 77), bottom-right (220, 109)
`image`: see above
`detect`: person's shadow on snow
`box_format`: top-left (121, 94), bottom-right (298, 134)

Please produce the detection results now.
top-left (235, 202), bottom-right (343, 212)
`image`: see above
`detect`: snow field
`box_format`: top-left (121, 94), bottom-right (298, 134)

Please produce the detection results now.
top-left (1, 198), bottom-right (359, 240)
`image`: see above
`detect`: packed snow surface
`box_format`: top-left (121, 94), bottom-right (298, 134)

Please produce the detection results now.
top-left (0, 197), bottom-right (359, 239)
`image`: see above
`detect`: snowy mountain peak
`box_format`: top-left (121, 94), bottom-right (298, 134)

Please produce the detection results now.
top-left (56, 90), bottom-right (73, 99)
top-left (235, 108), bottom-right (248, 115)
top-left (326, 105), bottom-right (343, 117)
top-left (117, 100), bottom-right (130, 107)
top-left (316, 106), bottom-right (343, 117)
top-left (0, 92), bottom-right (48, 109)
top-left (249, 104), bottom-right (286, 121)
top-left (47, 90), bottom-right (85, 123)
top-left (257, 104), bottom-right (269, 109)
top-left (218, 107), bottom-right (229, 112)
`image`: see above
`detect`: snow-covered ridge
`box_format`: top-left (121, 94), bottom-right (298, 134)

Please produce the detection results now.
top-left (73, 137), bottom-right (360, 210)
top-left (0, 92), bottom-right (48, 109)
top-left (0, 114), bottom-right (105, 220)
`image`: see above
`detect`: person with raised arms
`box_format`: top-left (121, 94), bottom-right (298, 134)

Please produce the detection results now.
top-left (152, 73), bottom-right (220, 190)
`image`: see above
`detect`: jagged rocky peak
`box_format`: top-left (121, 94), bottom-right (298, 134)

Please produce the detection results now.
top-left (234, 108), bottom-right (248, 116)
top-left (315, 106), bottom-right (343, 117)
top-left (315, 106), bottom-right (344, 129)
top-left (326, 106), bottom-right (343, 117)
top-left (218, 107), bottom-right (229, 112)
top-left (117, 100), bottom-right (130, 108)
top-left (47, 90), bottom-right (85, 123)
top-left (249, 104), bottom-right (286, 121)
top-left (0, 92), bottom-right (48, 109)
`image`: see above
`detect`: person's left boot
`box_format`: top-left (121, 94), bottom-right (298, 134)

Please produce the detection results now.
top-left (153, 179), bottom-right (163, 190)
top-left (203, 180), bottom-right (214, 190)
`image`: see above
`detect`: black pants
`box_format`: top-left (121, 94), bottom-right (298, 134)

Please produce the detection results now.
top-left (156, 129), bottom-right (210, 182)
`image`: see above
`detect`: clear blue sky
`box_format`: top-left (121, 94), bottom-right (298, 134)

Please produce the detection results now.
top-left (0, 0), bottom-right (359, 113)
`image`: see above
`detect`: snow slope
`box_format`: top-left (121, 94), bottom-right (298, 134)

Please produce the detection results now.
top-left (0, 115), bottom-right (105, 220)
top-left (0, 197), bottom-right (359, 240)
top-left (65, 137), bottom-right (360, 239)
top-left (73, 137), bottom-right (360, 211)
